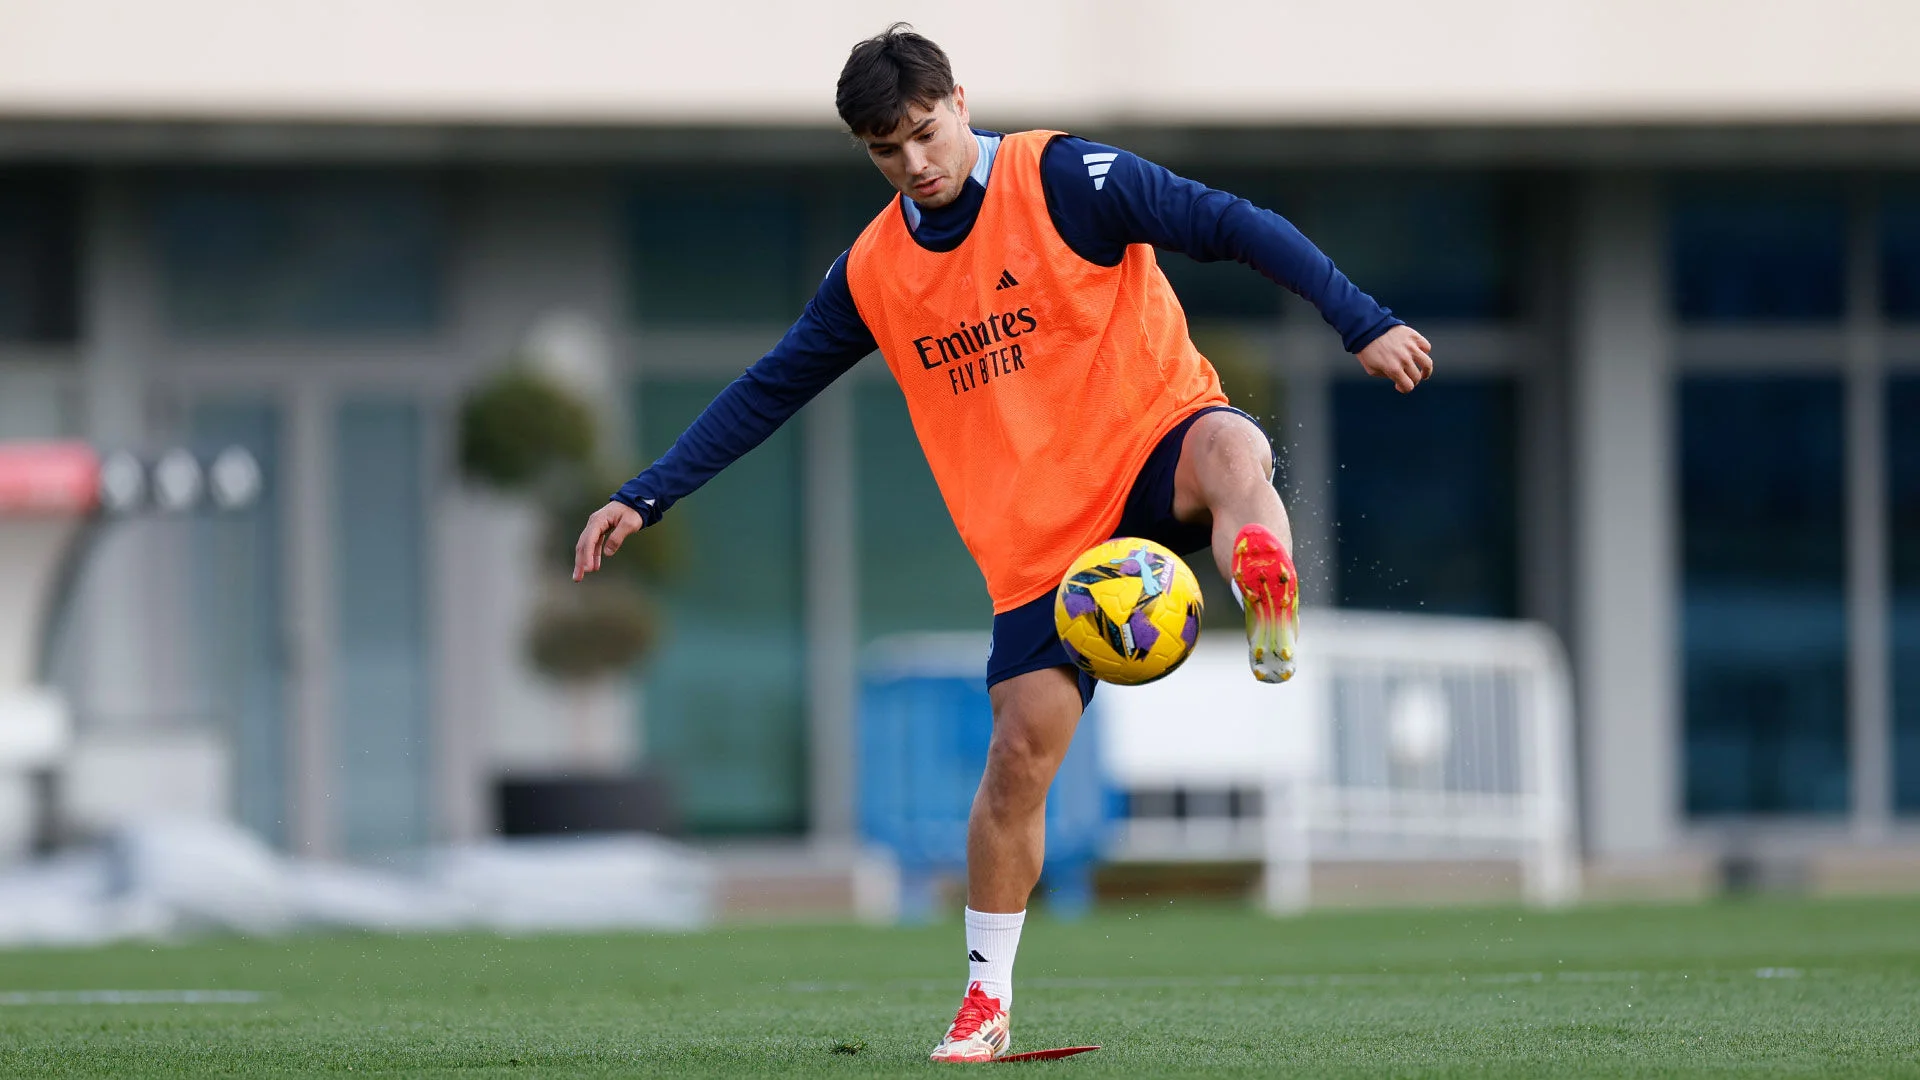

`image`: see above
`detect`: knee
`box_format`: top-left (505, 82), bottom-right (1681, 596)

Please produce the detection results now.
top-left (1192, 418), bottom-right (1274, 489)
top-left (980, 670), bottom-right (1081, 806)
top-left (984, 721), bottom-right (1065, 798)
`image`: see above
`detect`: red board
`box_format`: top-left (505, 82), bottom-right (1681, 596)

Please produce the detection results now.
top-left (0, 442), bottom-right (98, 516)
top-left (999, 1045), bottom-right (1102, 1062)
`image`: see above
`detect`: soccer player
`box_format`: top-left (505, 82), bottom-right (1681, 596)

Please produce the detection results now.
top-left (572, 25), bottom-right (1432, 1063)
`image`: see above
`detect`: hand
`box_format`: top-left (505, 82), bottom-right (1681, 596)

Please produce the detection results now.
top-left (572, 501), bottom-right (646, 582)
top-left (1355, 325), bottom-right (1434, 394)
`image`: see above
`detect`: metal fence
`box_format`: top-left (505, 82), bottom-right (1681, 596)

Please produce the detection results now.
top-left (1098, 610), bottom-right (1579, 913)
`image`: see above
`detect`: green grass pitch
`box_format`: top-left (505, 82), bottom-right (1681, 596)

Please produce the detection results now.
top-left (3, 896), bottom-right (1919, 1077)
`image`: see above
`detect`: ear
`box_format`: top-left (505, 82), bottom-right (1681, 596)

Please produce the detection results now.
top-left (950, 85), bottom-right (969, 126)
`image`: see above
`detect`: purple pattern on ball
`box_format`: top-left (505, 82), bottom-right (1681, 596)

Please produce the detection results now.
top-left (1181, 610), bottom-right (1200, 648)
top-left (1127, 609), bottom-right (1160, 654)
top-left (1063, 589), bottom-right (1097, 619)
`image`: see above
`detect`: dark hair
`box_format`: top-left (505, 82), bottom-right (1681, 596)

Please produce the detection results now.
top-left (835, 23), bottom-right (956, 138)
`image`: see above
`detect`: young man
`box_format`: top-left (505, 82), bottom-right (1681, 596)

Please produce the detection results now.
top-left (573, 25), bottom-right (1433, 1063)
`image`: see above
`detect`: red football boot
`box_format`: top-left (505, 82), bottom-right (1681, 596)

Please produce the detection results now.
top-left (1231, 522), bottom-right (1300, 683)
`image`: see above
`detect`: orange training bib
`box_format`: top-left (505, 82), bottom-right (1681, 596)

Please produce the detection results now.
top-left (846, 130), bottom-right (1227, 613)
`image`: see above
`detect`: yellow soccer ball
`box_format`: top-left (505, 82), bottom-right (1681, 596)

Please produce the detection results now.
top-left (1053, 537), bottom-right (1204, 686)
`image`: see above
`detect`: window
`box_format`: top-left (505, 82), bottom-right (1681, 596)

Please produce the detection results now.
top-left (0, 169), bottom-right (80, 344)
top-left (815, 176), bottom-right (897, 266)
top-left (333, 399), bottom-right (430, 855)
top-left (627, 168), bottom-right (956, 327)
top-left (1331, 377), bottom-right (1519, 617)
top-left (1156, 170), bottom-right (1523, 325)
top-left (1882, 181), bottom-right (1920, 321)
top-left (855, 380), bottom-right (990, 641)
top-left (1298, 172), bottom-right (1523, 323)
top-left (636, 377), bottom-right (807, 834)
top-left (189, 400), bottom-right (285, 847)
top-left (628, 172), bottom-right (809, 326)
top-left (1891, 378), bottom-right (1920, 814)
top-left (154, 171), bottom-right (443, 336)
top-left (1670, 178), bottom-right (1847, 322)
top-left (1681, 376), bottom-right (1848, 815)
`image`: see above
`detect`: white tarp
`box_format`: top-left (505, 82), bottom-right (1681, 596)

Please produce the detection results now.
top-left (0, 817), bottom-right (713, 947)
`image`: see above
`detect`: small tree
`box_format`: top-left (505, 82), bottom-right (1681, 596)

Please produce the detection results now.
top-left (459, 363), bottom-right (673, 682)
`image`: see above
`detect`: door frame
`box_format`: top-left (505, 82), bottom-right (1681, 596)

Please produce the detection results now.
top-left (156, 358), bottom-right (459, 857)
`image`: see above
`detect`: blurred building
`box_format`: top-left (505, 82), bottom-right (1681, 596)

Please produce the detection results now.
top-left (1, 1), bottom-right (1918, 884)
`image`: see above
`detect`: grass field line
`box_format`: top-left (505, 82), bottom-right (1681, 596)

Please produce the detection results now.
top-left (0, 990), bottom-right (272, 1006)
top-left (786, 967), bottom-right (1825, 994)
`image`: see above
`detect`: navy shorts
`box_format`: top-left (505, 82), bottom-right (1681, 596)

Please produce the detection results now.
top-left (985, 405), bottom-right (1263, 708)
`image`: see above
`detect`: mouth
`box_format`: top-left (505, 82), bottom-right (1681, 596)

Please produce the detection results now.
top-left (912, 176), bottom-right (943, 198)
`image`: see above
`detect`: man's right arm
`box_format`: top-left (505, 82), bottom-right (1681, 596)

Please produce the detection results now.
top-left (609, 252), bottom-right (877, 526)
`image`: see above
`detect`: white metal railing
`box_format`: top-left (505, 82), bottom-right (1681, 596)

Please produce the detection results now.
top-left (1096, 608), bottom-right (1579, 913)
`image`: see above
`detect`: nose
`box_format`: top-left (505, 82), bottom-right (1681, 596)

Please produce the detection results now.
top-left (903, 142), bottom-right (930, 175)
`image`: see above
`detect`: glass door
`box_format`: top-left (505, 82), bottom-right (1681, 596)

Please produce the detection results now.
top-left (176, 381), bottom-right (434, 858)
top-left (186, 397), bottom-right (288, 847)
top-left (330, 397), bottom-right (430, 856)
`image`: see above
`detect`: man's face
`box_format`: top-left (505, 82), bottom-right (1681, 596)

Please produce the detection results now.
top-left (860, 86), bottom-right (977, 209)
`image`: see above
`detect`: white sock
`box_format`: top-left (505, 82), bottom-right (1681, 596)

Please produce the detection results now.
top-left (964, 907), bottom-right (1025, 1009)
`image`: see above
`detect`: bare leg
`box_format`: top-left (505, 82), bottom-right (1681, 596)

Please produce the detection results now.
top-left (967, 410), bottom-right (1288, 914)
top-left (1171, 410), bottom-right (1293, 575)
top-left (966, 666), bottom-right (1084, 912)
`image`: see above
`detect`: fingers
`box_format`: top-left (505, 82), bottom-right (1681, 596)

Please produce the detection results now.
top-left (602, 516), bottom-right (639, 558)
top-left (1360, 328), bottom-right (1433, 394)
top-left (1402, 357), bottom-right (1427, 392)
top-left (575, 505), bottom-right (648, 581)
top-left (573, 515), bottom-right (611, 582)
top-left (1410, 339), bottom-right (1434, 380)
top-left (1396, 331), bottom-right (1432, 392)
top-left (1367, 355), bottom-right (1413, 393)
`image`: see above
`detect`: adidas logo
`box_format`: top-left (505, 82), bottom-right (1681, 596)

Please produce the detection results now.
top-left (1083, 152), bottom-right (1118, 191)
top-left (968, 950), bottom-right (988, 962)
top-left (993, 269), bottom-right (1019, 291)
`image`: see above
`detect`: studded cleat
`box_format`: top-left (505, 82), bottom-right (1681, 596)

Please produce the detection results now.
top-left (1231, 522), bottom-right (1300, 683)
top-left (929, 981), bottom-right (1012, 1063)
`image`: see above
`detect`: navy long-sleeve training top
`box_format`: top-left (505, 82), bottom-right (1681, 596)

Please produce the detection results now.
top-left (613, 131), bottom-right (1400, 524)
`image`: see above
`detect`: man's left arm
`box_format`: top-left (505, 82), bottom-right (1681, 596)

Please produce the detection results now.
top-left (1041, 136), bottom-right (1432, 393)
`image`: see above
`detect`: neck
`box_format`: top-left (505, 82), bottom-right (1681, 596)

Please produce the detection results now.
top-left (956, 129), bottom-right (981, 184)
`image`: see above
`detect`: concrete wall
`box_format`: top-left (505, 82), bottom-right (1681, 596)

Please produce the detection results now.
top-left (2, 0), bottom-right (1919, 125)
